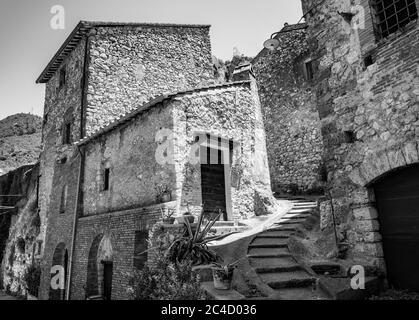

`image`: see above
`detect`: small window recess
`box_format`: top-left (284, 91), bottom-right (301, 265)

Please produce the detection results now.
top-left (363, 54), bottom-right (375, 69)
top-left (63, 122), bottom-right (72, 145)
top-left (103, 168), bottom-right (110, 191)
top-left (60, 185), bottom-right (67, 214)
top-left (344, 131), bottom-right (356, 144)
top-left (59, 67), bottom-right (66, 91)
top-left (303, 59), bottom-right (316, 81)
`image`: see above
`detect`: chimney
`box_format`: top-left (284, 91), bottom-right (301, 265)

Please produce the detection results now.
top-left (232, 63), bottom-right (255, 82)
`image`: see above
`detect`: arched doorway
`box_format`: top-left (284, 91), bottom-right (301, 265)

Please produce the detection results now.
top-left (86, 234), bottom-right (114, 300)
top-left (373, 164), bottom-right (419, 292)
top-left (49, 243), bottom-right (68, 300)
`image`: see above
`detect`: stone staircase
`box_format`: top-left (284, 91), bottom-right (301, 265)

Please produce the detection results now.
top-left (247, 199), bottom-right (329, 300)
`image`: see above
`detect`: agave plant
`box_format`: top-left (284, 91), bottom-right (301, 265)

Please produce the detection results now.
top-left (166, 209), bottom-right (224, 266)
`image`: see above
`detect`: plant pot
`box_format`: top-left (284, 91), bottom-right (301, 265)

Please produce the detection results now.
top-left (212, 267), bottom-right (234, 290)
top-left (183, 214), bottom-right (195, 224)
top-left (27, 293), bottom-right (38, 300)
top-left (163, 217), bottom-right (175, 224)
top-left (161, 193), bottom-right (171, 203)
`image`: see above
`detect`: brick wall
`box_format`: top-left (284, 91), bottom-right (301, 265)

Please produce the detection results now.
top-left (70, 201), bottom-right (175, 300)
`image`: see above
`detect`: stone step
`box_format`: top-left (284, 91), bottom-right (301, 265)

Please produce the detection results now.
top-left (282, 213), bottom-right (311, 220)
top-left (274, 287), bottom-right (328, 300)
top-left (209, 226), bottom-right (248, 235)
top-left (267, 226), bottom-right (297, 232)
top-left (248, 247), bottom-right (290, 257)
top-left (259, 271), bottom-right (316, 289)
top-left (259, 230), bottom-right (295, 238)
top-left (291, 201), bottom-right (317, 206)
top-left (256, 265), bottom-right (303, 274)
top-left (288, 208), bottom-right (313, 214)
top-left (249, 256), bottom-right (297, 269)
top-left (251, 238), bottom-right (288, 247)
top-left (276, 219), bottom-right (306, 225)
top-left (248, 243), bottom-right (288, 249)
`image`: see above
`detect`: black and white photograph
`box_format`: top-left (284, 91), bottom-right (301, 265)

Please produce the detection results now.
top-left (0, 0), bottom-right (418, 310)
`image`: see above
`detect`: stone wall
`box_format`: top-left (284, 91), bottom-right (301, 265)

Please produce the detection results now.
top-left (252, 25), bottom-right (324, 193)
top-left (171, 82), bottom-right (272, 220)
top-left (82, 102), bottom-right (176, 215)
top-left (300, 0), bottom-right (419, 270)
top-left (85, 25), bottom-right (214, 136)
top-left (38, 38), bottom-right (86, 299)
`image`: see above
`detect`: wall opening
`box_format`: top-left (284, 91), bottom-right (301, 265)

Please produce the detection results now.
top-left (373, 163), bottom-right (419, 292)
top-left (86, 234), bottom-right (113, 299)
top-left (49, 243), bottom-right (68, 300)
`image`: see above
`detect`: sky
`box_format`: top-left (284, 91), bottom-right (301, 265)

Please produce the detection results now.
top-left (0, 0), bottom-right (302, 120)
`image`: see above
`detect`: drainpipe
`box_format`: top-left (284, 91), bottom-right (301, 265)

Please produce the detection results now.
top-left (65, 145), bottom-right (84, 300)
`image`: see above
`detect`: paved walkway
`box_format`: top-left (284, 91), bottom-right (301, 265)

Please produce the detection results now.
top-left (0, 291), bottom-right (19, 300)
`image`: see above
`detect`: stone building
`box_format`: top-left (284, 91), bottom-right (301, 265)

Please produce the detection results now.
top-left (252, 23), bottom-right (325, 194)
top-left (299, 0), bottom-right (419, 291)
top-left (35, 21), bottom-right (272, 300)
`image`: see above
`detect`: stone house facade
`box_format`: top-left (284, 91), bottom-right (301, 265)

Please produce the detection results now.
top-left (299, 0), bottom-right (419, 290)
top-left (252, 23), bottom-right (325, 194)
top-left (35, 21), bottom-right (272, 300)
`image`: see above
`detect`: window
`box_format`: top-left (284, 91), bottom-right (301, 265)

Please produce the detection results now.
top-left (372, 0), bottom-right (418, 39)
top-left (344, 131), bottom-right (356, 143)
top-left (103, 168), bottom-right (110, 191)
top-left (60, 185), bottom-right (67, 213)
top-left (36, 240), bottom-right (43, 256)
top-left (304, 59), bottom-right (316, 81)
top-left (62, 122), bottom-right (72, 145)
top-left (59, 67), bottom-right (66, 90)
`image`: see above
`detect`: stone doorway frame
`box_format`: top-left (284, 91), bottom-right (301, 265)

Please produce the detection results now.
top-left (348, 141), bottom-right (419, 273)
top-left (198, 133), bottom-right (234, 221)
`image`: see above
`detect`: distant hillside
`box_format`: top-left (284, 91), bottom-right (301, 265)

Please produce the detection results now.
top-left (0, 113), bottom-right (42, 138)
top-left (0, 113), bottom-right (42, 175)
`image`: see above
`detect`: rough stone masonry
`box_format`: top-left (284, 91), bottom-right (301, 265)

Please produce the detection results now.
top-left (33, 21), bottom-right (274, 300)
top-left (299, 0), bottom-right (419, 272)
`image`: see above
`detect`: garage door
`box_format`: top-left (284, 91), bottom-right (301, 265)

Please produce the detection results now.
top-left (373, 164), bottom-right (419, 292)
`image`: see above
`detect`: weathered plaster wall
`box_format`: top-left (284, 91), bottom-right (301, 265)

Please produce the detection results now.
top-left (85, 25), bottom-right (214, 136)
top-left (172, 82), bottom-right (272, 220)
top-left (301, 0), bottom-right (419, 270)
top-left (82, 102), bottom-right (176, 215)
top-left (38, 39), bottom-right (86, 299)
top-left (252, 26), bottom-right (324, 193)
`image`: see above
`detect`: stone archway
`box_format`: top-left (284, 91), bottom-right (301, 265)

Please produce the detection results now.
top-left (347, 141), bottom-right (419, 279)
top-left (372, 164), bottom-right (419, 291)
top-left (49, 242), bottom-right (68, 300)
top-left (86, 234), bottom-right (113, 299)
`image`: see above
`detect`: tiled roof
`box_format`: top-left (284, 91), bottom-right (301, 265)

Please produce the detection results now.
top-left (36, 21), bottom-right (211, 84)
top-left (76, 80), bottom-right (251, 147)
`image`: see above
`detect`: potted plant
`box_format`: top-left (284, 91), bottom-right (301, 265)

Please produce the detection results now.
top-left (161, 208), bottom-right (176, 225)
top-left (166, 209), bottom-right (224, 266)
top-left (182, 204), bottom-right (195, 224)
top-left (211, 260), bottom-right (240, 290)
top-left (156, 184), bottom-right (172, 203)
